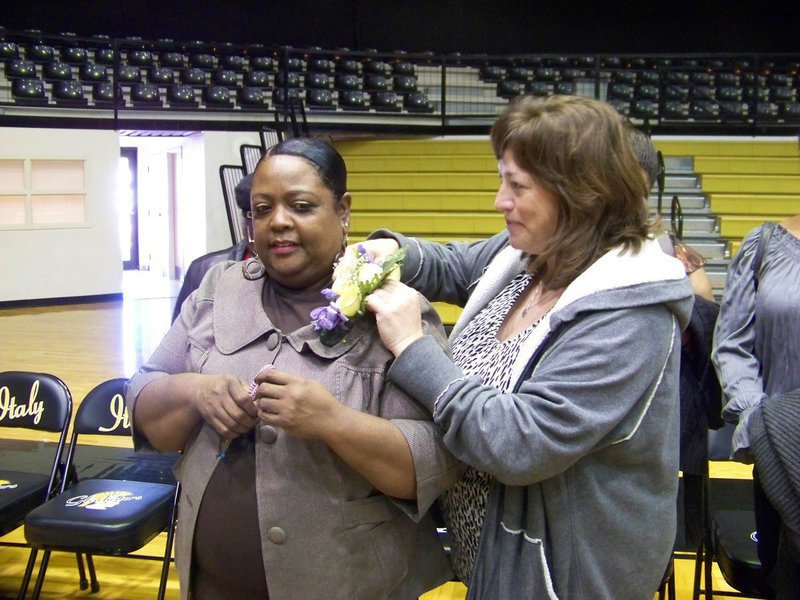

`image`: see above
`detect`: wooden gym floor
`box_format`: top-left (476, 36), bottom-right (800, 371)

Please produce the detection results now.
top-left (0, 271), bottom-right (755, 599)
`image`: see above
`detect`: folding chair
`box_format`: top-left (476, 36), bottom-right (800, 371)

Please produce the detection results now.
top-left (692, 427), bottom-right (769, 599)
top-left (23, 378), bottom-right (180, 600)
top-left (219, 164), bottom-right (246, 245)
top-left (0, 371), bottom-right (72, 599)
top-left (239, 143), bottom-right (264, 175)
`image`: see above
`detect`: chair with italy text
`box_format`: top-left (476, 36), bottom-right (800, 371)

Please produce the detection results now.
top-left (23, 378), bottom-right (179, 600)
top-left (0, 371), bottom-right (72, 600)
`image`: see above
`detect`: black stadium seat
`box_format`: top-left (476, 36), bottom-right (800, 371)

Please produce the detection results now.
top-left (0, 41), bottom-right (20, 60)
top-left (237, 86), bottom-right (269, 108)
top-left (53, 80), bottom-right (88, 106)
top-left (244, 70), bottom-right (270, 88)
top-left (127, 50), bottom-right (154, 67)
top-left (79, 63), bottom-right (108, 83)
top-left (371, 90), bottom-right (401, 111)
top-left (27, 45), bottom-right (54, 63)
top-left (131, 83), bottom-right (162, 107)
top-left (116, 65), bottom-right (142, 84)
top-left (167, 84), bottom-right (198, 107)
top-left (306, 88), bottom-right (334, 109)
top-left (249, 56), bottom-right (274, 71)
top-left (148, 66), bottom-right (174, 85)
top-left (203, 85), bottom-right (233, 108)
top-left (339, 89), bottom-right (368, 110)
top-left (404, 90), bottom-right (433, 112)
top-left (92, 81), bottom-right (117, 106)
top-left (212, 69), bottom-right (238, 88)
top-left (43, 61), bottom-right (73, 82)
top-left (180, 68), bottom-right (206, 85)
top-left (11, 78), bottom-right (47, 104)
top-left (6, 58), bottom-right (37, 78)
top-left (61, 46), bottom-right (88, 65)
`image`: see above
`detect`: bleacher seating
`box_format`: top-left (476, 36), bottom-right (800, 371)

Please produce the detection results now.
top-left (1, 26), bottom-right (798, 130)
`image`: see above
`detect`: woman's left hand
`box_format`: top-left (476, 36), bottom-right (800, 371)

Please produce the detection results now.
top-left (252, 368), bottom-right (342, 439)
top-left (366, 279), bottom-right (425, 357)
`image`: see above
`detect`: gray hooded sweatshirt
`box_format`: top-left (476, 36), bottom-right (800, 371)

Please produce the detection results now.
top-left (374, 230), bottom-right (694, 599)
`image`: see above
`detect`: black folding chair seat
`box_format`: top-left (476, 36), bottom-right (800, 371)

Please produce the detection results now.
top-left (1, 471), bottom-right (61, 535)
top-left (25, 478), bottom-right (176, 553)
top-left (712, 510), bottom-right (768, 596)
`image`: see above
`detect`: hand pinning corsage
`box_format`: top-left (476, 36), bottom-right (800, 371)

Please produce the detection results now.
top-left (310, 244), bottom-right (405, 345)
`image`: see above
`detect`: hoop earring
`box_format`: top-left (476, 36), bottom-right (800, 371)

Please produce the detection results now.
top-left (242, 256), bottom-right (266, 280)
top-left (333, 221), bottom-right (350, 265)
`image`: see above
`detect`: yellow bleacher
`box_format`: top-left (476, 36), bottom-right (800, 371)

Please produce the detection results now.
top-left (336, 137), bottom-right (799, 323)
top-left (654, 139), bottom-right (800, 257)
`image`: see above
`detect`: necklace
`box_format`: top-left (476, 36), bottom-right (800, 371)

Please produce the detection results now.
top-left (521, 280), bottom-right (545, 318)
top-left (520, 278), bottom-right (564, 319)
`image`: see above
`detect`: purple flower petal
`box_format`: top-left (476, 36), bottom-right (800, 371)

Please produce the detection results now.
top-left (310, 305), bottom-right (348, 331)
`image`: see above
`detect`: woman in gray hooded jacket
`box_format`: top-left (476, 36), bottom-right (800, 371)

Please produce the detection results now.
top-left (364, 95), bottom-right (694, 599)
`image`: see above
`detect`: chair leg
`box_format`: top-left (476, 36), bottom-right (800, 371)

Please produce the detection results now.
top-left (157, 486), bottom-right (180, 600)
top-left (692, 540), bottom-right (703, 600)
top-left (85, 553), bottom-right (99, 593)
top-left (16, 547), bottom-right (39, 600)
top-left (29, 549), bottom-right (52, 600)
top-left (75, 553), bottom-right (88, 590)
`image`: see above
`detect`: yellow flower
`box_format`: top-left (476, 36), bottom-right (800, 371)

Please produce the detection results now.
top-left (334, 281), bottom-right (362, 317)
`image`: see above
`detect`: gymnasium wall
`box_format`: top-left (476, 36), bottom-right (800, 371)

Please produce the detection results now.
top-left (0, 128), bottom-right (259, 303)
top-left (0, 127), bottom-right (121, 302)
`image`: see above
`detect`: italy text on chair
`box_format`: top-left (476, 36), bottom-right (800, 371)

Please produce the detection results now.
top-left (0, 371), bottom-right (72, 600)
top-left (22, 378), bottom-right (180, 600)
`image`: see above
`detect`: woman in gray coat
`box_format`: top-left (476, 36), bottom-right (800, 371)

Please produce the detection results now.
top-left (364, 95), bottom-right (694, 598)
top-left (126, 138), bottom-right (462, 599)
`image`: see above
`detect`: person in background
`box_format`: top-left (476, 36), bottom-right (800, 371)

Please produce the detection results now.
top-left (628, 124), bottom-right (723, 546)
top-left (171, 173), bottom-right (255, 322)
top-left (362, 95), bottom-right (694, 598)
top-left (713, 215), bottom-right (800, 597)
top-left (127, 138), bottom-right (461, 600)
top-left (627, 124), bottom-right (714, 302)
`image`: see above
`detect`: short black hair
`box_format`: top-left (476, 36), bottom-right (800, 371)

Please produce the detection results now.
top-left (234, 173), bottom-right (253, 213)
top-left (260, 137), bottom-right (347, 200)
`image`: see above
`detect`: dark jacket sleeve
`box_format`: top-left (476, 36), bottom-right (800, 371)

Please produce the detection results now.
top-left (171, 243), bottom-right (247, 322)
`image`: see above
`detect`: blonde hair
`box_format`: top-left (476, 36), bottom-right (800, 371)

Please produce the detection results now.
top-left (490, 95), bottom-right (654, 288)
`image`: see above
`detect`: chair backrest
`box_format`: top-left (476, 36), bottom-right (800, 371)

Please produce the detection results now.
top-left (219, 164), bottom-right (246, 244)
top-left (0, 371), bottom-right (73, 509)
top-left (55, 378), bottom-right (130, 496)
top-left (72, 378), bottom-right (130, 438)
top-left (0, 371), bottom-right (72, 434)
top-left (240, 144), bottom-right (264, 175)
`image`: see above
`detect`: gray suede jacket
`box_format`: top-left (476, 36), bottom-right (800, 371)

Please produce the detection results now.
top-left (126, 260), bottom-right (463, 600)
top-left (373, 230), bottom-right (694, 599)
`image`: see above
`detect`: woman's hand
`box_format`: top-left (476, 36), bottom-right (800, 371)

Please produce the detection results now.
top-left (346, 238), bottom-right (400, 264)
top-left (191, 374), bottom-right (259, 441)
top-left (253, 368), bottom-right (417, 499)
top-left (366, 279), bottom-right (425, 357)
top-left (252, 369), bottom-right (343, 440)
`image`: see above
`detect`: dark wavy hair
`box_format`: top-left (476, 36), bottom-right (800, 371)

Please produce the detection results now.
top-left (490, 95), bottom-right (654, 288)
top-left (257, 137), bottom-right (348, 203)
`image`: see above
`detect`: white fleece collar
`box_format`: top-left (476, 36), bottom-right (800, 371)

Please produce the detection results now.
top-left (451, 238), bottom-right (688, 385)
